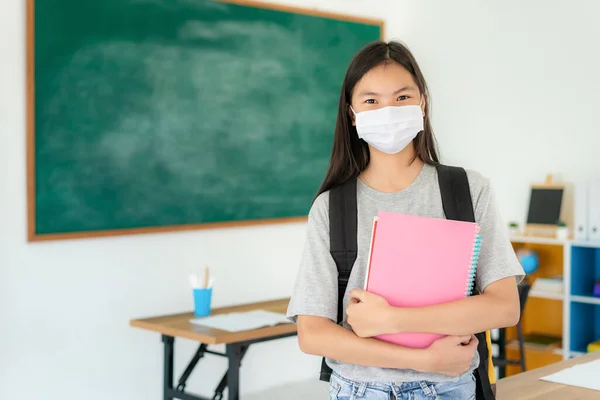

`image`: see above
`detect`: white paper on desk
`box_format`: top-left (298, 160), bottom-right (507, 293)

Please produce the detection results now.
top-left (189, 310), bottom-right (292, 332)
top-left (540, 358), bottom-right (600, 391)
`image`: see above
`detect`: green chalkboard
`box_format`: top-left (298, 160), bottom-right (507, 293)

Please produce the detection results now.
top-left (28, 0), bottom-right (382, 240)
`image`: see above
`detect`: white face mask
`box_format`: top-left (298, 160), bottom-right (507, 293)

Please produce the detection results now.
top-left (351, 105), bottom-right (424, 154)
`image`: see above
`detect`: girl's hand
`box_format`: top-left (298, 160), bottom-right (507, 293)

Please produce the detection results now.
top-left (422, 334), bottom-right (478, 376)
top-left (346, 289), bottom-right (394, 337)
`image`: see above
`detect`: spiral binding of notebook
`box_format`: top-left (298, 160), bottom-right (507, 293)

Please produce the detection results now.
top-left (466, 234), bottom-right (482, 296)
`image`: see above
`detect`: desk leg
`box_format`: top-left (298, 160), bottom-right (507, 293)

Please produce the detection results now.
top-left (162, 335), bottom-right (175, 400)
top-left (226, 344), bottom-right (242, 400)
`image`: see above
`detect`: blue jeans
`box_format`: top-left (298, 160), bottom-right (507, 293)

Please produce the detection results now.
top-left (328, 371), bottom-right (476, 400)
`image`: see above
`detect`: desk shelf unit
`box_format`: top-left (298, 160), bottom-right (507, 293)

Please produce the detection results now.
top-left (504, 236), bottom-right (600, 376)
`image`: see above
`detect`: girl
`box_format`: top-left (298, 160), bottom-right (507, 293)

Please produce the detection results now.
top-left (287, 40), bottom-right (524, 400)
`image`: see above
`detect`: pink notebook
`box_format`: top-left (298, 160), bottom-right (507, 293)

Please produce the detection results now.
top-left (364, 210), bottom-right (481, 348)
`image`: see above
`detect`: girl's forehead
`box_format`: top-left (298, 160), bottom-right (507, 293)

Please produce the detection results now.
top-left (355, 63), bottom-right (416, 93)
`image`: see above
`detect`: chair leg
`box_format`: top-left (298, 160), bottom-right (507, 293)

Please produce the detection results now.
top-left (498, 328), bottom-right (506, 379)
top-left (516, 322), bottom-right (526, 372)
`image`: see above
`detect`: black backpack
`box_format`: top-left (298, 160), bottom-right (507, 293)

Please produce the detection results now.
top-left (319, 165), bottom-right (496, 400)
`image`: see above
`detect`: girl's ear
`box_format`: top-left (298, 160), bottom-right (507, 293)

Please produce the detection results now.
top-left (420, 94), bottom-right (428, 117)
top-left (348, 104), bottom-right (356, 126)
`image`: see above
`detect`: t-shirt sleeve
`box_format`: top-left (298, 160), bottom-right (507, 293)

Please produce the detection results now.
top-left (286, 192), bottom-right (339, 323)
top-left (472, 175), bottom-right (525, 292)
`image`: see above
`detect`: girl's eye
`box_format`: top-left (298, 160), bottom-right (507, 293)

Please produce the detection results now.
top-left (397, 95), bottom-right (409, 101)
top-left (365, 99), bottom-right (377, 104)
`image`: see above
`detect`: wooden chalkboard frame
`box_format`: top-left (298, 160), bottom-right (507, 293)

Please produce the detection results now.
top-left (524, 174), bottom-right (565, 238)
top-left (26, 0), bottom-right (385, 242)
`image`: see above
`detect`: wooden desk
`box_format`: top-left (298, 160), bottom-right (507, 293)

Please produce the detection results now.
top-left (496, 351), bottom-right (600, 399)
top-left (130, 298), bottom-right (296, 400)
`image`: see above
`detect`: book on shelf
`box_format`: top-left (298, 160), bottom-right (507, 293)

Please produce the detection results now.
top-left (531, 275), bottom-right (564, 295)
top-left (509, 333), bottom-right (563, 351)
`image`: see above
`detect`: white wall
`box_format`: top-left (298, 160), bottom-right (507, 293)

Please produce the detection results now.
top-left (2, 1), bottom-right (600, 399)
top-left (404, 0), bottom-right (600, 226)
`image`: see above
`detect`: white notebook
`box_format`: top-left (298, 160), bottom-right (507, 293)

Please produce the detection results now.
top-left (540, 358), bottom-right (600, 391)
top-left (189, 310), bottom-right (291, 332)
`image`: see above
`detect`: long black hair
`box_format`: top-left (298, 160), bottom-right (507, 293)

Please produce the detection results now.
top-left (315, 40), bottom-right (440, 199)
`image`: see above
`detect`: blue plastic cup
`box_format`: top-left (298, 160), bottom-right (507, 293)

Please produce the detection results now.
top-left (193, 288), bottom-right (213, 317)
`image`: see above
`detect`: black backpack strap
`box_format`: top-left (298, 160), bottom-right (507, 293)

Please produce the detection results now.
top-left (329, 179), bottom-right (358, 323)
top-left (437, 165), bottom-right (475, 223)
top-left (436, 165), bottom-right (495, 400)
top-left (319, 179), bottom-right (358, 381)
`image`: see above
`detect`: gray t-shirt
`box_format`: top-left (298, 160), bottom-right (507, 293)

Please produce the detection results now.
top-left (286, 163), bottom-right (524, 383)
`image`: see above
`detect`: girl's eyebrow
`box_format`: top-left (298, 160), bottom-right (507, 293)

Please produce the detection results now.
top-left (357, 85), bottom-right (418, 97)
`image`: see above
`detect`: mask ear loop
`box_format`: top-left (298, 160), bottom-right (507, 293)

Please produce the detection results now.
top-left (348, 105), bottom-right (358, 129)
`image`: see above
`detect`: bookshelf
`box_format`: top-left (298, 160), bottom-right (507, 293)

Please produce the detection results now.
top-left (502, 236), bottom-right (600, 376)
